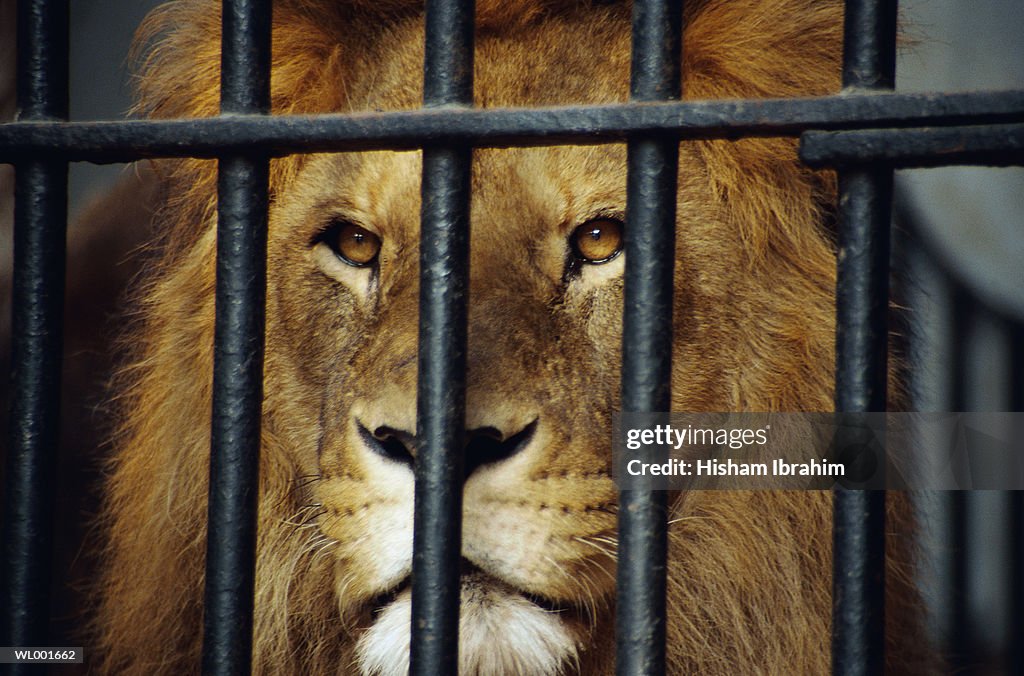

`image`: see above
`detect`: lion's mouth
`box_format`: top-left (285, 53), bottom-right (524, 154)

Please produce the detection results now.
top-left (368, 577), bottom-right (411, 620)
top-left (356, 562), bottom-right (587, 675)
top-left (368, 560), bottom-right (577, 620)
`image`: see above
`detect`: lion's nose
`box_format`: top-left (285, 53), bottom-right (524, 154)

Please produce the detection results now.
top-left (361, 424), bottom-right (417, 466)
top-left (358, 420), bottom-right (537, 480)
top-left (462, 420), bottom-right (536, 479)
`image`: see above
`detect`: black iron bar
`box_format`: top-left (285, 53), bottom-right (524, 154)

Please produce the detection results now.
top-left (832, 1), bottom-right (897, 675)
top-left (942, 284), bottom-right (974, 671)
top-left (948, 489), bottom-right (970, 668)
top-left (201, 1), bottom-right (271, 674)
top-left (801, 123), bottom-right (1024, 168)
top-left (409, 0), bottom-right (474, 673)
top-left (1, 91), bottom-right (1022, 163)
top-left (945, 283), bottom-right (972, 670)
top-left (616, 1), bottom-right (681, 675)
top-left (1009, 320), bottom-right (1023, 675)
top-left (1, 0), bottom-right (69, 665)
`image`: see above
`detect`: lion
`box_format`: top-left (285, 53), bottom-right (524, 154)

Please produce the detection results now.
top-left (94, 0), bottom-right (931, 673)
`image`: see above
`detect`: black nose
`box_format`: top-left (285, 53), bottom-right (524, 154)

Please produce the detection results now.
top-left (462, 420), bottom-right (537, 479)
top-left (358, 420), bottom-right (537, 480)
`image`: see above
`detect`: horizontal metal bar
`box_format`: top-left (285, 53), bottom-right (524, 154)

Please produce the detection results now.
top-left (0, 91), bottom-right (1022, 163)
top-left (802, 123), bottom-right (1024, 168)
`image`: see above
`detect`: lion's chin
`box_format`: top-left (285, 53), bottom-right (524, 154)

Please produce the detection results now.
top-left (354, 575), bottom-right (582, 676)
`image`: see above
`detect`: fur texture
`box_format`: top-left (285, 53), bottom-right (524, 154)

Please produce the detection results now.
top-left (95, 1), bottom-right (930, 673)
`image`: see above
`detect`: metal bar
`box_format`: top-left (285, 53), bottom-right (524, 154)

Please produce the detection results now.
top-left (616, 1), bottom-right (681, 675)
top-left (409, 0), bottom-right (474, 673)
top-left (801, 123), bottom-right (1024, 168)
top-left (1009, 321), bottom-right (1023, 675)
top-left (832, 1), bottom-right (897, 675)
top-left (1, 0), bottom-right (69, 662)
top-left (833, 165), bottom-right (893, 413)
top-left (1, 91), bottom-right (1023, 163)
top-left (946, 283), bottom-right (974, 670)
top-left (948, 490), bottom-right (970, 667)
top-left (943, 284), bottom-right (970, 668)
top-left (201, 0), bottom-right (271, 674)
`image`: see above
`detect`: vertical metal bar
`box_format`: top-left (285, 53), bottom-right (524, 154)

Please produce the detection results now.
top-left (1, 0), bottom-right (69, 661)
top-left (832, 2), bottom-right (897, 675)
top-left (947, 283), bottom-right (971, 670)
top-left (948, 489), bottom-right (970, 664)
top-left (1009, 320), bottom-right (1023, 675)
top-left (409, 0), bottom-right (474, 674)
top-left (201, 1), bottom-right (271, 674)
top-left (615, 1), bottom-right (681, 675)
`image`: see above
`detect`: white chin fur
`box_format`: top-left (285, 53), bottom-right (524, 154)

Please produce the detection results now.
top-left (355, 583), bottom-right (580, 676)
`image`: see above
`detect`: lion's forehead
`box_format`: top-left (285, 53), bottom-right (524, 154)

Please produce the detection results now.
top-left (345, 9), bottom-right (633, 112)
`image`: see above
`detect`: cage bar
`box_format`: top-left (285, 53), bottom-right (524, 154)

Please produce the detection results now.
top-left (615, 1), bottom-right (682, 674)
top-left (943, 283), bottom-right (972, 669)
top-left (1015, 498), bottom-right (1024, 673)
top-left (832, 1), bottom-right (897, 675)
top-left (1, 0), bottom-right (69, 661)
top-left (3, 91), bottom-right (1022, 164)
top-left (1011, 321), bottom-right (1024, 675)
top-left (801, 123), bottom-right (1024, 168)
top-left (201, 0), bottom-right (272, 674)
top-left (409, 0), bottom-right (475, 673)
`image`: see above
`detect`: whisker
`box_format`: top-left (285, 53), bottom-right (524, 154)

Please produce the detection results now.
top-left (667, 514), bottom-right (714, 527)
top-left (572, 535), bottom-right (616, 560)
top-left (283, 505), bottom-right (328, 528)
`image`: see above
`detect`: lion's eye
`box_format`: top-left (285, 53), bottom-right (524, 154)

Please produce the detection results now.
top-left (324, 221), bottom-right (382, 267)
top-left (570, 218), bottom-right (623, 264)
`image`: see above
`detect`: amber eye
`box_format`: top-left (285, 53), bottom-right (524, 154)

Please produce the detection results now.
top-left (326, 221), bottom-right (382, 267)
top-left (570, 218), bottom-right (623, 264)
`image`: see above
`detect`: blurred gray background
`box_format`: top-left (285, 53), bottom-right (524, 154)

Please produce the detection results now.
top-left (63, 1), bottom-right (164, 211)
top-left (894, 2), bottom-right (1023, 668)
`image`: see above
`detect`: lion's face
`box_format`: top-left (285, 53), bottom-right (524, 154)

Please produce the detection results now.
top-left (260, 12), bottom-right (713, 673)
top-left (272, 147), bottom-right (628, 674)
top-left (264, 16), bottom-right (636, 673)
